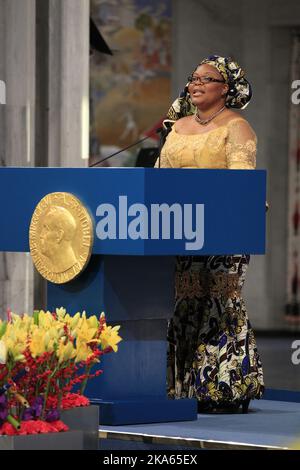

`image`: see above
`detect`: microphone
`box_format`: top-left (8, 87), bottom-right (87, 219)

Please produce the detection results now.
top-left (157, 124), bottom-right (173, 168)
top-left (89, 127), bottom-right (163, 168)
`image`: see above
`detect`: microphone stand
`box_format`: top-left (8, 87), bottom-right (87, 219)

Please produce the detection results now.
top-left (89, 134), bottom-right (158, 168)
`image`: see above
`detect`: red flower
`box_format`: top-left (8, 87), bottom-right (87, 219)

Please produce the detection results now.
top-left (46, 396), bottom-right (58, 409)
top-left (0, 422), bottom-right (15, 435)
top-left (61, 393), bottom-right (90, 409)
top-left (52, 420), bottom-right (69, 432)
top-left (0, 420), bottom-right (69, 435)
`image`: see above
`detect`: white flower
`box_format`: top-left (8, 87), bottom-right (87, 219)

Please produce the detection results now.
top-left (56, 307), bottom-right (66, 319)
top-left (0, 340), bottom-right (7, 364)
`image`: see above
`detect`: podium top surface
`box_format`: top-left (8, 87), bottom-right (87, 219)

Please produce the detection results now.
top-left (0, 167), bottom-right (266, 255)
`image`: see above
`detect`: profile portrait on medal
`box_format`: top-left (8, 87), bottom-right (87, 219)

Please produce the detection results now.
top-left (39, 205), bottom-right (78, 273)
top-left (29, 192), bottom-right (93, 284)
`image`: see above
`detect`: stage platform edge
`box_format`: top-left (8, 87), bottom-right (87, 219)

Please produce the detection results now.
top-left (98, 429), bottom-right (287, 451)
top-left (91, 397), bottom-right (197, 425)
top-left (98, 395), bottom-right (300, 450)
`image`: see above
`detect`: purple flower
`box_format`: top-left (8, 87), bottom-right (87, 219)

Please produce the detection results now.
top-left (0, 394), bottom-right (7, 406)
top-left (0, 394), bottom-right (8, 424)
top-left (22, 396), bottom-right (44, 421)
top-left (45, 409), bottom-right (60, 422)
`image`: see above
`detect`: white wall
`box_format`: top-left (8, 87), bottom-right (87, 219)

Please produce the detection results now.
top-left (172, 0), bottom-right (242, 99)
top-left (241, 0), bottom-right (297, 331)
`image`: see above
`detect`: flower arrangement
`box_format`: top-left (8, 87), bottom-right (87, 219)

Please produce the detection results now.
top-left (0, 308), bottom-right (122, 435)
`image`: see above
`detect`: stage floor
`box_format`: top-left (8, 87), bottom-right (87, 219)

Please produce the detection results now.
top-left (99, 399), bottom-right (300, 450)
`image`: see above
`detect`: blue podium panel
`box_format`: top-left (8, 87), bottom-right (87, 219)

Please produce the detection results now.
top-left (47, 255), bottom-right (174, 321)
top-left (0, 167), bottom-right (267, 425)
top-left (47, 255), bottom-right (181, 424)
top-left (91, 398), bottom-right (197, 426)
top-left (84, 322), bottom-right (169, 401)
top-left (144, 168), bottom-right (266, 255)
top-left (0, 167), bottom-right (266, 255)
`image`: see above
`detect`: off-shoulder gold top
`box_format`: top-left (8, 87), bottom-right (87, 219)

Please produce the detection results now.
top-left (156, 117), bottom-right (257, 170)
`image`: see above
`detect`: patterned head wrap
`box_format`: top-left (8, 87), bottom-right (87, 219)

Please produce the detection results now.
top-left (200, 55), bottom-right (252, 109)
top-left (164, 54), bottom-right (252, 130)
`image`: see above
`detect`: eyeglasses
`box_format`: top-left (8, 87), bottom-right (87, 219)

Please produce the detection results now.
top-left (187, 75), bottom-right (225, 85)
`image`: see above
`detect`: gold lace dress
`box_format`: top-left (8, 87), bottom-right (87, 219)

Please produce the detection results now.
top-left (158, 118), bottom-right (264, 407)
top-left (157, 117), bottom-right (256, 170)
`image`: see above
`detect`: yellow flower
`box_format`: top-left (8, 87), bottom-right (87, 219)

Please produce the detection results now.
top-left (38, 310), bottom-right (56, 330)
top-left (30, 330), bottom-right (47, 357)
top-left (75, 343), bottom-right (93, 363)
top-left (44, 332), bottom-right (50, 348)
top-left (70, 312), bottom-right (81, 330)
top-left (4, 339), bottom-right (26, 361)
top-left (76, 319), bottom-right (98, 344)
top-left (100, 325), bottom-right (122, 352)
top-left (57, 340), bottom-right (76, 364)
top-left (14, 354), bottom-right (25, 362)
top-left (30, 319), bottom-right (60, 356)
top-left (87, 315), bottom-right (98, 329)
top-left (2, 321), bottom-right (28, 361)
top-left (0, 320), bottom-right (7, 339)
top-left (43, 327), bottom-right (59, 352)
top-left (10, 313), bottom-right (33, 334)
top-left (1, 308), bottom-right (121, 371)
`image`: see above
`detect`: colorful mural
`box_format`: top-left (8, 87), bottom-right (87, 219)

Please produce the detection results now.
top-left (90, 0), bottom-right (172, 166)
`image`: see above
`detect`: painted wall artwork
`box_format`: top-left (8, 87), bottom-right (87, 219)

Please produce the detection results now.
top-left (90, 0), bottom-right (172, 166)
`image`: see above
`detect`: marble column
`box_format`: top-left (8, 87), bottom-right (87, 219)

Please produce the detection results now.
top-left (34, 0), bottom-right (90, 309)
top-left (0, 81), bottom-right (5, 104)
top-left (0, 0), bottom-right (90, 317)
top-left (0, 0), bottom-right (35, 318)
top-left (36, 0), bottom-right (90, 167)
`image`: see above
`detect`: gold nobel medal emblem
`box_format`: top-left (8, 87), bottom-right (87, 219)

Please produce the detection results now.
top-left (29, 192), bottom-right (94, 284)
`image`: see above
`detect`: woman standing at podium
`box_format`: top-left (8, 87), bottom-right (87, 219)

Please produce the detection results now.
top-left (156, 55), bottom-right (264, 413)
